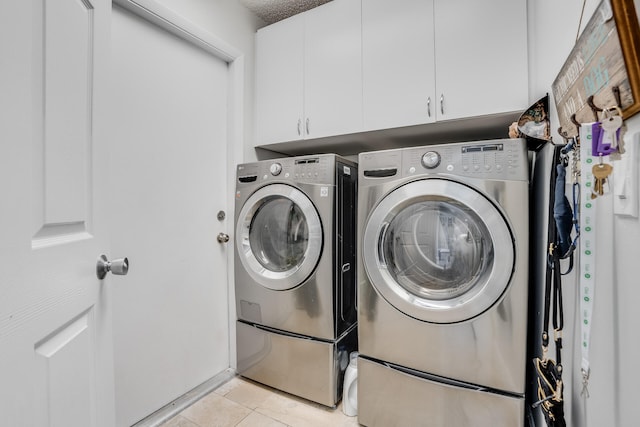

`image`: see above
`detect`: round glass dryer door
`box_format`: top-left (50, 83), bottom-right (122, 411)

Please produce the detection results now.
top-left (236, 184), bottom-right (323, 291)
top-left (362, 179), bottom-right (514, 323)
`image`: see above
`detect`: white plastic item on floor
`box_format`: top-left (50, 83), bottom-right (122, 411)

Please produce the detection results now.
top-left (342, 352), bottom-right (358, 416)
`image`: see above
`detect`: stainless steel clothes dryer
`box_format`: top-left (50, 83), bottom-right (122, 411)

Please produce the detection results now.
top-left (234, 154), bottom-right (357, 407)
top-left (357, 139), bottom-right (530, 426)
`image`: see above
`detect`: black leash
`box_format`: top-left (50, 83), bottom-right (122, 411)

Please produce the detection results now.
top-left (533, 145), bottom-right (568, 427)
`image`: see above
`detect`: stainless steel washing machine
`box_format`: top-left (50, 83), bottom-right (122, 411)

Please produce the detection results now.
top-left (234, 154), bottom-right (357, 407)
top-left (357, 139), bottom-right (530, 426)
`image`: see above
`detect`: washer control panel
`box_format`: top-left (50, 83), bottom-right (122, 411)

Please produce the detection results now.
top-left (236, 154), bottom-right (340, 186)
top-left (292, 157), bottom-right (325, 180)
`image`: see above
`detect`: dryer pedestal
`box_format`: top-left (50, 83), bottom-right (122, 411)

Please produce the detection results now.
top-left (236, 320), bottom-right (357, 407)
top-left (357, 139), bottom-right (530, 425)
top-left (358, 357), bottom-right (525, 427)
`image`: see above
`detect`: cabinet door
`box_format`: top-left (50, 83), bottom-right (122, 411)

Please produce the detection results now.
top-left (362, 0), bottom-right (436, 131)
top-left (304, 0), bottom-right (362, 139)
top-left (255, 14), bottom-right (304, 145)
top-left (434, 0), bottom-right (528, 121)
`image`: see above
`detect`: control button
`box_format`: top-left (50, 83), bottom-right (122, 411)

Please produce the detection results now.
top-left (474, 165), bottom-right (480, 171)
top-left (269, 163), bottom-right (282, 176)
top-left (496, 165), bottom-right (503, 171)
top-left (485, 164), bottom-right (491, 170)
top-left (284, 172), bottom-right (290, 178)
top-left (263, 174), bottom-right (268, 180)
top-left (421, 151), bottom-right (441, 169)
top-left (463, 165), bottom-right (469, 171)
top-left (409, 166), bottom-right (416, 174)
top-left (446, 164), bottom-right (454, 171)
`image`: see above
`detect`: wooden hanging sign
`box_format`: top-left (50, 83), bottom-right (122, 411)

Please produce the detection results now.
top-left (552, 0), bottom-right (640, 137)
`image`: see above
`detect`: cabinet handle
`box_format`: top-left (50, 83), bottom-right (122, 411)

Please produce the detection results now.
top-left (297, 119), bottom-right (301, 136)
top-left (427, 97), bottom-right (431, 117)
top-left (440, 94), bottom-right (444, 115)
top-left (306, 118), bottom-right (310, 135)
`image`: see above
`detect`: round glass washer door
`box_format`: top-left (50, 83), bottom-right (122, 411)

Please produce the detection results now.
top-left (236, 184), bottom-right (323, 291)
top-left (362, 179), bottom-right (514, 323)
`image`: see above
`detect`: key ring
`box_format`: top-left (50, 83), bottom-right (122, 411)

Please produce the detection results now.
top-left (606, 105), bottom-right (623, 118)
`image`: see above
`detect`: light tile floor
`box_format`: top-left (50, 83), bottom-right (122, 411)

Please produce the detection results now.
top-left (159, 376), bottom-right (359, 427)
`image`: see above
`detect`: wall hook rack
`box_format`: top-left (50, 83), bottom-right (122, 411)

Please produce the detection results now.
top-left (570, 114), bottom-right (581, 132)
top-left (587, 96), bottom-right (603, 120)
top-left (586, 86), bottom-right (623, 120)
top-left (612, 85), bottom-right (622, 109)
top-left (558, 126), bottom-right (570, 143)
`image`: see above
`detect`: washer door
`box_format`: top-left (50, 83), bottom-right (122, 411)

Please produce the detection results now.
top-left (236, 184), bottom-right (323, 291)
top-left (363, 179), bottom-right (514, 323)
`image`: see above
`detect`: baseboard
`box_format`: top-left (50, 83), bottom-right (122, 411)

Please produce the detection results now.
top-left (132, 368), bottom-right (237, 427)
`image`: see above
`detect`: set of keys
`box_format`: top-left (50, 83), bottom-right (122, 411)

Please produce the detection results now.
top-left (598, 108), bottom-right (624, 158)
top-left (590, 106), bottom-right (624, 199)
top-left (591, 160), bottom-right (612, 199)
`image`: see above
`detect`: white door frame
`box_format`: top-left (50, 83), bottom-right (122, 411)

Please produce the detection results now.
top-left (113, 0), bottom-right (244, 391)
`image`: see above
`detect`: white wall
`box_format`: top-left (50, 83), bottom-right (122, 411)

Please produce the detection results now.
top-left (529, 1), bottom-right (640, 426)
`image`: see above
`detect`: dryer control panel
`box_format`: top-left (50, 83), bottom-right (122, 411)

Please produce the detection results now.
top-left (360, 138), bottom-right (528, 182)
top-left (403, 139), bottom-right (527, 181)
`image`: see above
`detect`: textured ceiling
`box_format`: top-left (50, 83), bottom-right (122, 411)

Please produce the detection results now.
top-left (238, 0), bottom-right (333, 25)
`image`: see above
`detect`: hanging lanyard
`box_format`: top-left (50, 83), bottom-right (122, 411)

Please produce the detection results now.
top-left (579, 123), bottom-right (596, 397)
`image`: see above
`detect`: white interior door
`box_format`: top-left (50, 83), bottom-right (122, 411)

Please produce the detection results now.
top-left (110, 5), bottom-right (230, 426)
top-left (0, 1), bottom-right (115, 426)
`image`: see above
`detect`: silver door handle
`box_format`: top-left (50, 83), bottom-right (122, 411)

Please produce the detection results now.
top-left (217, 233), bottom-right (230, 243)
top-left (427, 97), bottom-right (431, 117)
top-left (297, 119), bottom-right (301, 136)
top-left (96, 254), bottom-right (129, 280)
top-left (440, 94), bottom-right (444, 115)
top-left (306, 118), bottom-right (310, 135)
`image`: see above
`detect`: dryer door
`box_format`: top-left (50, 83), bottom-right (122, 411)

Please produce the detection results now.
top-left (363, 179), bottom-right (514, 323)
top-left (236, 183), bottom-right (323, 291)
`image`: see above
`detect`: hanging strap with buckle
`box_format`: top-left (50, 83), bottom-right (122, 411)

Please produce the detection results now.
top-left (533, 145), bottom-right (568, 427)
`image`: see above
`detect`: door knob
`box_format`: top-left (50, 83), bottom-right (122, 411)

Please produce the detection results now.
top-left (96, 254), bottom-right (129, 280)
top-left (217, 233), bottom-right (230, 243)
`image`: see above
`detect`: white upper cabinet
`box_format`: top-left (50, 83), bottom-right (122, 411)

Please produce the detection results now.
top-left (362, 0), bottom-right (436, 131)
top-left (255, 0), bottom-right (362, 146)
top-left (255, 13), bottom-right (305, 145)
top-left (434, 0), bottom-right (528, 121)
top-left (304, 0), bottom-right (362, 140)
top-left (362, 0), bottom-right (528, 131)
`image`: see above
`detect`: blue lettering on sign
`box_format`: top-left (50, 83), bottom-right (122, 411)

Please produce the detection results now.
top-left (583, 57), bottom-right (610, 97)
top-left (580, 23), bottom-right (609, 65)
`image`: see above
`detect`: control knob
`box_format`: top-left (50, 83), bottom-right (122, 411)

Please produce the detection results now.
top-left (269, 163), bottom-right (282, 176)
top-left (421, 151), bottom-right (441, 169)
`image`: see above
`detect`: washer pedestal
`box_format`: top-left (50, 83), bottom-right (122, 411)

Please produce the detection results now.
top-left (236, 320), bottom-right (357, 408)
